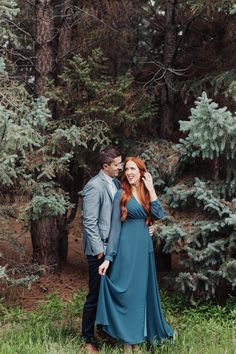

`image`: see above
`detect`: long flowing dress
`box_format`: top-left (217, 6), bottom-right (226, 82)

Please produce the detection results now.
top-left (96, 189), bottom-right (173, 345)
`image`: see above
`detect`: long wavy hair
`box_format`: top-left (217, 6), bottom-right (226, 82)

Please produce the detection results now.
top-left (120, 157), bottom-right (152, 225)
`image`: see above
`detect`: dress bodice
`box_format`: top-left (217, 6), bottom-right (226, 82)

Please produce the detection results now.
top-left (126, 197), bottom-right (147, 220)
top-left (104, 189), bottom-right (166, 262)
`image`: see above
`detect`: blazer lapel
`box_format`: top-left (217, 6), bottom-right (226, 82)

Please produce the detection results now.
top-left (98, 170), bottom-right (113, 201)
top-left (113, 177), bottom-right (120, 189)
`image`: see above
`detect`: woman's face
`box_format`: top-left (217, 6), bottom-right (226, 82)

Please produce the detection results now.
top-left (125, 160), bottom-right (141, 186)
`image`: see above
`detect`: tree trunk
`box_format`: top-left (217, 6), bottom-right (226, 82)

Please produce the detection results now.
top-left (35, 0), bottom-right (55, 96)
top-left (33, 0), bottom-right (63, 272)
top-left (57, 0), bottom-right (74, 75)
top-left (154, 240), bottom-right (172, 272)
top-left (212, 157), bottom-right (220, 181)
top-left (31, 217), bottom-right (60, 273)
top-left (53, 0), bottom-right (75, 259)
top-left (52, 0), bottom-right (74, 121)
top-left (160, 0), bottom-right (177, 139)
top-left (57, 215), bottom-right (68, 262)
top-left (54, 164), bottom-right (85, 262)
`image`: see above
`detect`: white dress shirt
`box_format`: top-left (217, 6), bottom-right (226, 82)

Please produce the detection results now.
top-left (101, 170), bottom-right (117, 199)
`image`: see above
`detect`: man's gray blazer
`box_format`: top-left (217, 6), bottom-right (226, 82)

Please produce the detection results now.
top-left (82, 170), bottom-right (120, 256)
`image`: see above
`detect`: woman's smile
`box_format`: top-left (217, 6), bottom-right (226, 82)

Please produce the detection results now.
top-left (125, 160), bottom-right (141, 185)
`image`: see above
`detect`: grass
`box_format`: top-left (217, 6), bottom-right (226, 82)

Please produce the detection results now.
top-left (0, 290), bottom-right (235, 354)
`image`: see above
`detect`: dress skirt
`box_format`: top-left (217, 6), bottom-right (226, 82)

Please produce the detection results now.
top-left (96, 195), bottom-right (173, 344)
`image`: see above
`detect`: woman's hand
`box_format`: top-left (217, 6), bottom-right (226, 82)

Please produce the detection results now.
top-left (149, 224), bottom-right (154, 237)
top-left (142, 172), bottom-right (157, 201)
top-left (98, 260), bottom-right (110, 275)
top-left (142, 172), bottom-right (154, 192)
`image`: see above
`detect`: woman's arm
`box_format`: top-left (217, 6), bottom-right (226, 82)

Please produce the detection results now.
top-left (150, 199), bottom-right (166, 220)
top-left (142, 172), bottom-right (157, 201)
top-left (142, 172), bottom-right (166, 220)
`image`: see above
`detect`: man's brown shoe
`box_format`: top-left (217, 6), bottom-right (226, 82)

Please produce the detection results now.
top-left (83, 343), bottom-right (98, 353)
top-left (96, 328), bottom-right (115, 343)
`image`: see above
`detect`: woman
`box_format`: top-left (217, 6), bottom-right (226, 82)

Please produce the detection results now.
top-left (96, 157), bottom-right (173, 348)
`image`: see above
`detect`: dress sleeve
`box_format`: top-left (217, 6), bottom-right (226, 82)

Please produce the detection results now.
top-left (105, 190), bottom-right (122, 262)
top-left (151, 199), bottom-right (166, 220)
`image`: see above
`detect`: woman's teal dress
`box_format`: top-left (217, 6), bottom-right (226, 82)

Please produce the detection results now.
top-left (96, 189), bottom-right (173, 345)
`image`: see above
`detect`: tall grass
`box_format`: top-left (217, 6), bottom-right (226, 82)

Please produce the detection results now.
top-left (0, 290), bottom-right (235, 354)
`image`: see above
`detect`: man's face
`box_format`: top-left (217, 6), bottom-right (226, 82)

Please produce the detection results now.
top-left (103, 156), bottom-right (123, 178)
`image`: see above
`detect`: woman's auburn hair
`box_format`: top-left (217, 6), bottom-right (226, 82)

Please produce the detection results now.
top-left (120, 157), bottom-right (152, 225)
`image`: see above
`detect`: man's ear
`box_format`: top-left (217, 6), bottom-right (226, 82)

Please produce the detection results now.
top-left (103, 163), bottom-right (109, 170)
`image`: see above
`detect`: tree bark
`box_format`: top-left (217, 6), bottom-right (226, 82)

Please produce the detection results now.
top-left (155, 241), bottom-right (172, 271)
top-left (53, 0), bottom-right (76, 259)
top-left (35, 0), bottom-right (55, 96)
top-left (33, 0), bottom-right (63, 272)
top-left (31, 217), bottom-right (60, 273)
top-left (52, 0), bottom-right (74, 120)
top-left (57, 0), bottom-right (74, 75)
top-left (160, 0), bottom-right (177, 139)
top-left (212, 157), bottom-right (220, 181)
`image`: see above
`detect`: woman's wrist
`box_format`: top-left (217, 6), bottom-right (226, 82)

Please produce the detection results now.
top-left (149, 187), bottom-right (157, 201)
top-left (147, 186), bottom-right (155, 193)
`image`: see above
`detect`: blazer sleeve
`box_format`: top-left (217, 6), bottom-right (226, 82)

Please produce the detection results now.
top-left (151, 199), bottom-right (166, 221)
top-left (105, 190), bottom-right (122, 262)
top-left (82, 183), bottom-right (104, 255)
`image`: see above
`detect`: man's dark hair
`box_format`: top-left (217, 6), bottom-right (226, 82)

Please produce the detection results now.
top-left (99, 145), bottom-right (121, 167)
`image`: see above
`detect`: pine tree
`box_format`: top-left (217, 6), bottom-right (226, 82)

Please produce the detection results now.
top-left (47, 49), bottom-right (156, 147)
top-left (190, 0), bottom-right (235, 14)
top-left (136, 93), bottom-right (236, 300)
top-left (0, 57), bottom-right (113, 272)
top-left (162, 179), bottom-right (236, 299)
top-left (178, 91), bottom-right (236, 160)
top-left (0, 0), bottom-right (19, 47)
top-left (154, 92), bottom-right (236, 300)
top-left (178, 92), bottom-right (236, 194)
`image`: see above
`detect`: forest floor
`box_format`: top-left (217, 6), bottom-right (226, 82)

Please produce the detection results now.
top-left (1, 204), bottom-right (173, 311)
top-left (1, 207), bottom-right (88, 310)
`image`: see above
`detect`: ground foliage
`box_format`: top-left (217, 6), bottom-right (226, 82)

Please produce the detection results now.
top-left (0, 290), bottom-right (235, 354)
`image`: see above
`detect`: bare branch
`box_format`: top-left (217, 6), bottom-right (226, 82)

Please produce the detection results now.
top-left (6, 19), bottom-right (36, 42)
top-left (73, 5), bottom-right (119, 33)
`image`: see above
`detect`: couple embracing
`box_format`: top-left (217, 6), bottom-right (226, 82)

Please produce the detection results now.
top-left (81, 146), bottom-right (173, 353)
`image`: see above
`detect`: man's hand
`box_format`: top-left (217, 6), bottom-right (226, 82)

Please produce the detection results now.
top-left (97, 252), bottom-right (104, 260)
top-left (149, 224), bottom-right (154, 237)
top-left (98, 260), bottom-right (110, 275)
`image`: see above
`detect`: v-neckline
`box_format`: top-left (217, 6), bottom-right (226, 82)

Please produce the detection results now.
top-left (132, 194), bottom-right (142, 207)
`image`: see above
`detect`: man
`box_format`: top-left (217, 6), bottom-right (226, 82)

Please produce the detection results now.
top-left (81, 146), bottom-right (122, 353)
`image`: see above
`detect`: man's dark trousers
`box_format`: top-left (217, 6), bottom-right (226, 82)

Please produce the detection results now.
top-left (82, 255), bottom-right (104, 343)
